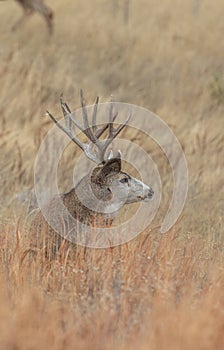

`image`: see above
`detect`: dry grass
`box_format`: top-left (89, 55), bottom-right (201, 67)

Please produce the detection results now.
top-left (1, 225), bottom-right (224, 350)
top-left (0, 0), bottom-right (224, 349)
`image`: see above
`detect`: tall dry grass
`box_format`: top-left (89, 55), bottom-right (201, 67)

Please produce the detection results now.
top-left (1, 223), bottom-right (224, 350)
top-left (0, 0), bottom-right (224, 349)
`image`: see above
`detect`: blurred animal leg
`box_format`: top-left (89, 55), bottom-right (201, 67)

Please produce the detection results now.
top-left (11, 9), bottom-right (33, 31)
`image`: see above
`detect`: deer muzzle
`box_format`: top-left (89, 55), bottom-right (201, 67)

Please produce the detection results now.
top-left (138, 186), bottom-right (154, 202)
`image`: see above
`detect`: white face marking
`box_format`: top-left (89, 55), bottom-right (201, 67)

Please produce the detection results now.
top-left (105, 173), bottom-right (154, 207)
top-left (125, 176), bottom-right (154, 204)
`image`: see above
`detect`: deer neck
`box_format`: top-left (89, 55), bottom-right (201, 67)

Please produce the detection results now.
top-left (62, 174), bottom-right (118, 227)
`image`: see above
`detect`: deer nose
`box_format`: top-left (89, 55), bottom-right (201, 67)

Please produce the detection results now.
top-left (148, 187), bottom-right (154, 199)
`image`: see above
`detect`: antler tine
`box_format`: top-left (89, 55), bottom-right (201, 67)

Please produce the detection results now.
top-left (102, 109), bottom-right (132, 154)
top-left (61, 100), bottom-right (84, 132)
top-left (112, 109), bottom-right (132, 138)
top-left (80, 92), bottom-right (110, 139)
top-left (60, 95), bottom-right (87, 133)
top-left (60, 94), bottom-right (72, 130)
top-left (92, 96), bottom-right (99, 134)
top-left (93, 96), bottom-right (119, 139)
top-left (80, 89), bottom-right (98, 144)
top-left (46, 110), bottom-right (87, 153)
top-left (60, 94), bottom-right (71, 116)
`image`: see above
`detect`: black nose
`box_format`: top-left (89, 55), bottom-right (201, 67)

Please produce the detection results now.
top-left (148, 188), bottom-right (154, 199)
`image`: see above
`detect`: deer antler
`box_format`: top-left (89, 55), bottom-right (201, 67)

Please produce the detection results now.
top-left (46, 90), bottom-right (131, 164)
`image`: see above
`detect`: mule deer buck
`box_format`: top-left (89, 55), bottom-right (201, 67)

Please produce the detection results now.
top-left (11, 0), bottom-right (54, 34)
top-left (30, 91), bottom-right (154, 258)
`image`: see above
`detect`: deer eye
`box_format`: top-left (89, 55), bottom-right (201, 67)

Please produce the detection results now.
top-left (120, 177), bottom-right (129, 184)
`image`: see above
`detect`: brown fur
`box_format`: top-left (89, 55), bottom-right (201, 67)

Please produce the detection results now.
top-left (29, 156), bottom-right (153, 259)
top-left (30, 159), bottom-right (124, 259)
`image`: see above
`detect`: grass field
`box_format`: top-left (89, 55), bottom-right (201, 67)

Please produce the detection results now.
top-left (0, 0), bottom-right (224, 349)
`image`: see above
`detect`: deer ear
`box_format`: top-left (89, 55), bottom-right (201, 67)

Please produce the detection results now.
top-left (91, 158), bottom-right (121, 184)
top-left (100, 158), bottom-right (121, 177)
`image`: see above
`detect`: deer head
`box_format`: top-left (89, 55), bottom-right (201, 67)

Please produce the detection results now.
top-left (90, 157), bottom-right (154, 205)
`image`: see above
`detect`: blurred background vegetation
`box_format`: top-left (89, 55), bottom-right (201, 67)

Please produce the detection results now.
top-left (0, 1), bottom-right (224, 349)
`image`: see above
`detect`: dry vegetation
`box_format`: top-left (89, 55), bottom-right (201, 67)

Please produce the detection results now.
top-left (0, 0), bottom-right (224, 349)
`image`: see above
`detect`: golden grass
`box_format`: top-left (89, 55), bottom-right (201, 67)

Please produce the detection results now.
top-left (0, 0), bottom-right (224, 349)
top-left (1, 224), bottom-right (224, 350)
